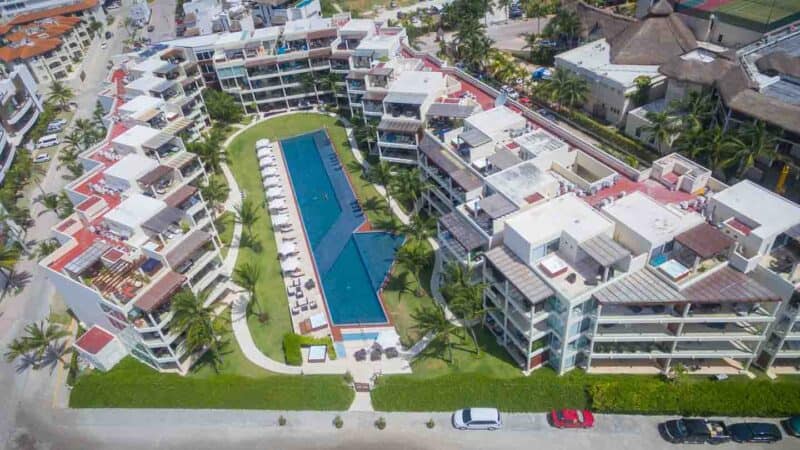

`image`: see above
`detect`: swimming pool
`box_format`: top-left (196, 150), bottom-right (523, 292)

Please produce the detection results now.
top-left (280, 130), bottom-right (403, 325)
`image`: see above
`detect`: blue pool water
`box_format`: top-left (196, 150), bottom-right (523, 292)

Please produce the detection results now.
top-left (281, 130), bottom-right (403, 325)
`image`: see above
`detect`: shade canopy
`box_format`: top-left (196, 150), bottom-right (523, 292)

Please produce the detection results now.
top-left (272, 214), bottom-right (290, 226)
top-left (278, 241), bottom-right (297, 255)
top-left (262, 167), bottom-right (278, 177)
top-left (257, 148), bottom-right (272, 158)
top-left (263, 178), bottom-right (281, 188)
top-left (268, 198), bottom-right (286, 209)
top-left (375, 329), bottom-right (401, 349)
top-left (259, 157), bottom-right (276, 168)
top-left (280, 257), bottom-right (299, 272)
top-left (267, 187), bottom-right (284, 198)
top-left (256, 138), bottom-right (271, 149)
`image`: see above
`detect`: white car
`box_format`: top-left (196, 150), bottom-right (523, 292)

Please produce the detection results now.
top-left (452, 408), bottom-right (502, 430)
top-left (100, 42), bottom-right (108, 49)
top-left (33, 153), bottom-right (51, 164)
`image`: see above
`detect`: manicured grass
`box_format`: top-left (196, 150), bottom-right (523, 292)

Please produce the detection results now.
top-left (214, 211), bottom-right (235, 258)
top-left (70, 358), bottom-right (353, 410)
top-left (226, 113), bottom-right (437, 359)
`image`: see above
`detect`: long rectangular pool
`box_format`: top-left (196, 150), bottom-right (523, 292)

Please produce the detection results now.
top-left (280, 130), bottom-right (403, 325)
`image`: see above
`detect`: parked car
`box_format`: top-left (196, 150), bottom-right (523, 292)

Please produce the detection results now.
top-left (509, 7), bottom-right (523, 18)
top-left (105, 31), bottom-right (113, 39)
top-left (48, 118), bottom-right (67, 128)
top-left (452, 408), bottom-right (502, 430)
top-left (36, 134), bottom-right (59, 149)
top-left (550, 409), bottom-right (594, 429)
top-left (536, 108), bottom-right (556, 122)
top-left (729, 423), bottom-right (782, 443)
top-left (659, 418), bottom-right (731, 445)
top-left (397, 11), bottom-right (407, 19)
top-left (33, 153), bottom-right (51, 164)
top-left (147, 25), bottom-right (155, 32)
top-left (782, 416), bottom-right (800, 437)
top-left (100, 42), bottom-right (108, 49)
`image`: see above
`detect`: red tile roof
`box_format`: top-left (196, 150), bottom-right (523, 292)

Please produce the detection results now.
top-left (7, 0), bottom-right (98, 26)
top-left (74, 325), bottom-right (114, 354)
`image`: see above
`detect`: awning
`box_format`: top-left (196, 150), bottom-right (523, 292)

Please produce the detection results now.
top-left (151, 79), bottom-right (177, 93)
top-left (580, 234), bottom-right (630, 267)
top-left (450, 168), bottom-right (483, 192)
top-left (278, 241), bottom-right (297, 256)
top-left (307, 28), bottom-right (338, 39)
top-left (164, 151), bottom-right (196, 169)
top-left (280, 257), bottom-right (299, 272)
top-left (137, 165), bottom-right (174, 186)
top-left (135, 270), bottom-right (186, 312)
top-left (346, 71), bottom-right (366, 80)
top-left (484, 246), bottom-right (554, 303)
top-left (64, 241), bottom-right (111, 275)
top-left (439, 211), bottom-right (487, 251)
top-left (479, 194), bottom-right (517, 219)
top-left (142, 206), bottom-right (185, 233)
top-left (488, 149), bottom-right (522, 171)
top-left (384, 91), bottom-right (428, 105)
top-left (426, 102), bottom-right (476, 119)
top-left (153, 62), bottom-right (178, 74)
top-left (682, 266), bottom-right (780, 304)
top-left (594, 268), bottom-right (685, 304)
top-left (166, 230), bottom-right (211, 267)
top-left (308, 47), bottom-right (332, 58)
top-left (459, 128), bottom-right (492, 147)
top-left (362, 90), bottom-right (387, 101)
top-left (368, 66), bottom-right (393, 76)
top-left (419, 133), bottom-right (462, 175)
top-left (164, 185), bottom-right (198, 208)
top-left (675, 223), bottom-right (735, 259)
top-left (378, 118), bottom-right (421, 133)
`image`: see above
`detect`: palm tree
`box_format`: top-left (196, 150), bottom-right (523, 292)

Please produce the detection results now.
top-left (367, 161), bottom-right (394, 209)
top-left (298, 72), bottom-right (319, 104)
top-left (170, 290), bottom-right (225, 372)
top-left (642, 110), bottom-right (678, 154)
top-left (439, 260), bottom-right (472, 301)
top-left (454, 19), bottom-right (493, 71)
top-left (35, 239), bottom-right (59, 260)
top-left (360, 196), bottom-right (386, 216)
top-left (234, 262), bottom-right (263, 319)
top-left (92, 100), bottom-right (106, 130)
top-left (401, 212), bottom-right (436, 243)
top-left (0, 244), bottom-right (20, 279)
top-left (522, 0), bottom-right (549, 35)
top-left (40, 193), bottom-right (59, 216)
top-left (235, 198), bottom-right (259, 233)
top-left (691, 126), bottom-right (738, 177)
top-left (544, 68), bottom-right (588, 111)
top-left (448, 281), bottom-right (490, 354)
top-left (57, 192), bottom-right (74, 218)
top-left (496, 0), bottom-right (513, 20)
top-left (28, 164), bottom-right (47, 197)
top-left (731, 121), bottom-right (777, 178)
top-left (48, 81), bottom-right (74, 110)
top-left (75, 119), bottom-right (99, 148)
top-left (411, 303), bottom-right (459, 363)
top-left (390, 168), bottom-right (429, 211)
top-left (201, 177), bottom-right (230, 215)
top-left (5, 321), bottom-right (70, 368)
top-left (395, 242), bottom-right (430, 297)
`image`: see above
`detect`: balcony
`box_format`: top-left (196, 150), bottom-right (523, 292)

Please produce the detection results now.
top-left (347, 80), bottom-right (366, 91)
top-left (378, 132), bottom-right (416, 147)
top-left (385, 103), bottom-right (422, 120)
top-left (4, 96), bottom-right (34, 125)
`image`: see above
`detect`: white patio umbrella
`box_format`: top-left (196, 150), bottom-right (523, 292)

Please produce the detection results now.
top-left (280, 257), bottom-right (299, 272)
top-left (258, 157), bottom-right (276, 168)
top-left (256, 138), bottom-right (271, 149)
top-left (257, 148), bottom-right (272, 158)
top-left (375, 329), bottom-right (401, 350)
top-left (266, 187), bottom-right (284, 198)
top-left (262, 167), bottom-right (278, 177)
top-left (272, 214), bottom-right (290, 227)
top-left (268, 198), bottom-right (286, 210)
top-left (278, 241), bottom-right (297, 256)
top-left (263, 177), bottom-right (281, 188)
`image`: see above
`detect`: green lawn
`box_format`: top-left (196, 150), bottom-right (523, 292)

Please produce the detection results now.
top-left (70, 317), bottom-right (354, 409)
top-left (214, 211), bottom-right (235, 258)
top-left (225, 113), bottom-right (437, 360)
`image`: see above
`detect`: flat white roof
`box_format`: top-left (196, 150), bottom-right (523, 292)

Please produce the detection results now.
top-left (466, 106), bottom-right (526, 138)
top-left (104, 154), bottom-right (159, 181)
top-left (112, 125), bottom-right (162, 149)
top-left (356, 34), bottom-right (398, 52)
top-left (251, 26), bottom-right (281, 41)
top-left (389, 70), bottom-right (444, 95)
top-left (506, 194), bottom-right (613, 244)
top-left (126, 76), bottom-right (164, 93)
top-left (132, 57), bottom-right (168, 74)
top-left (556, 39), bottom-right (662, 88)
top-left (486, 160), bottom-right (557, 206)
top-left (163, 33), bottom-right (222, 48)
top-left (105, 194), bottom-right (165, 229)
top-left (119, 95), bottom-right (164, 116)
top-left (284, 17), bottom-right (331, 34)
top-left (712, 180), bottom-right (800, 239)
top-left (341, 18), bottom-right (375, 32)
top-left (603, 191), bottom-right (702, 246)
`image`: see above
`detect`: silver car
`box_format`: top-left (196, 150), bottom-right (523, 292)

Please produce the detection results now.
top-left (452, 408), bottom-right (502, 430)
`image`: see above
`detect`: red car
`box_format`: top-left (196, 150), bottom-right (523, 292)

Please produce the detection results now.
top-left (550, 409), bottom-right (594, 429)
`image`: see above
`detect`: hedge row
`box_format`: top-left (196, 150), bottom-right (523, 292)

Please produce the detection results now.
top-left (282, 333), bottom-right (337, 366)
top-left (372, 371), bottom-right (800, 417)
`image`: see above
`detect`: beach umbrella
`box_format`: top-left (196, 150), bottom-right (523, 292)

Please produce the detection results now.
top-left (272, 214), bottom-right (290, 226)
top-left (375, 329), bottom-right (401, 350)
top-left (257, 148), bottom-right (272, 158)
top-left (278, 241), bottom-right (297, 256)
top-left (262, 167), bottom-right (278, 177)
top-left (263, 177), bottom-right (281, 188)
top-left (267, 187), bottom-right (284, 198)
top-left (256, 138), bottom-right (271, 149)
top-left (280, 257), bottom-right (299, 272)
top-left (268, 198), bottom-right (286, 210)
top-left (259, 158), bottom-right (276, 168)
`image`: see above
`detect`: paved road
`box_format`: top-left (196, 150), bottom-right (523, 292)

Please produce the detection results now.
top-left (7, 409), bottom-right (799, 450)
top-left (0, 3), bottom-right (134, 449)
top-left (147, 0), bottom-right (177, 44)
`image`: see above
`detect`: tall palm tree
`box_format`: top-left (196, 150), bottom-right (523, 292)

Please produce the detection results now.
top-left (40, 193), bottom-right (59, 216)
top-left (0, 244), bottom-right (20, 279)
top-left (75, 119), bottom-right (98, 148)
top-left (497, 0), bottom-right (513, 19)
top-left (201, 177), bottom-right (230, 215)
top-left (235, 198), bottom-right (259, 233)
top-left (454, 19), bottom-right (493, 71)
top-left (642, 110), bottom-right (678, 154)
top-left (233, 262), bottom-right (263, 319)
top-left (691, 126), bottom-right (738, 177)
top-left (522, 0), bottom-right (549, 35)
top-left (390, 168), bottom-right (429, 211)
top-left (28, 164), bottom-right (47, 197)
top-left (732, 121), bottom-right (777, 178)
top-left (368, 161), bottom-right (394, 208)
top-left (448, 281), bottom-right (490, 354)
top-left (170, 290), bottom-right (225, 372)
top-left (35, 239), bottom-right (59, 260)
top-left (401, 212), bottom-right (436, 243)
top-left (57, 192), bottom-right (74, 218)
top-left (545, 68), bottom-right (587, 110)
top-left (5, 321), bottom-right (70, 368)
top-left (298, 72), bottom-right (319, 104)
top-left (395, 242), bottom-right (430, 297)
top-left (48, 81), bottom-right (74, 110)
top-left (411, 303), bottom-right (459, 363)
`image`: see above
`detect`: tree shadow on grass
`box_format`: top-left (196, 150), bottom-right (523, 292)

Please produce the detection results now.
top-left (384, 271), bottom-right (414, 301)
top-left (239, 232), bottom-right (263, 253)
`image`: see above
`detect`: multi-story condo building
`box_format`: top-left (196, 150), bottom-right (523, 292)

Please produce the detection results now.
top-left (0, 0), bottom-right (103, 83)
top-left (0, 0), bottom-right (92, 20)
top-left (41, 64), bottom-right (224, 373)
top-left (99, 46), bottom-right (210, 141)
top-left (0, 64), bottom-right (41, 182)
